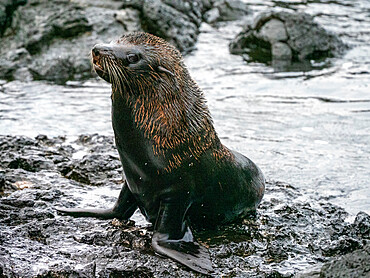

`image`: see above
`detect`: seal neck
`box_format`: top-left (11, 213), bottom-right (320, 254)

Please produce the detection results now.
top-left (111, 71), bottom-right (222, 173)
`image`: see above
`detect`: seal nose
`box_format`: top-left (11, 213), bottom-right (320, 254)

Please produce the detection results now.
top-left (92, 44), bottom-right (111, 56)
top-left (92, 46), bottom-right (100, 56)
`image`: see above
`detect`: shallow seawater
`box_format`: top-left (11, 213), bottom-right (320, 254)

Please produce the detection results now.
top-left (0, 0), bottom-right (369, 217)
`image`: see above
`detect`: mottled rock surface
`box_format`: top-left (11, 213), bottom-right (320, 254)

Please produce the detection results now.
top-left (0, 134), bottom-right (368, 277)
top-left (0, 0), bottom-right (27, 36)
top-left (0, 0), bottom-right (136, 84)
top-left (319, 244), bottom-right (369, 278)
top-left (298, 244), bottom-right (370, 278)
top-left (0, 0), bottom-right (213, 83)
top-left (229, 11), bottom-right (347, 71)
top-left (204, 0), bottom-right (250, 24)
top-left (122, 0), bottom-right (212, 53)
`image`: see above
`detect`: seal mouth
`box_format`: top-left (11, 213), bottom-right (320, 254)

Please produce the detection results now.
top-left (92, 51), bottom-right (110, 82)
top-left (93, 63), bottom-right (104, 73)
top-left (92, 54), bottom-right (104, 71)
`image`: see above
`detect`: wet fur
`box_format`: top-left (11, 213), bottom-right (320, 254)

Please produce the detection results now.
top-left (99, 32), bottom-right (231, 173)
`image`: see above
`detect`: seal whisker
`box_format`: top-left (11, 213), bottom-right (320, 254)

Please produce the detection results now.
top-left (104, 58), bottom-right (116, 88)
top-left (104, 58), bottom-right (124, 97)
top-left (117, 66), bottom-right (134, 96)
top-left (111, 64), bottom-right (127, 97)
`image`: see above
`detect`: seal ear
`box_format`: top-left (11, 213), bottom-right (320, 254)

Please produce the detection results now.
top-left (158, 65), bottom-right (175, 77)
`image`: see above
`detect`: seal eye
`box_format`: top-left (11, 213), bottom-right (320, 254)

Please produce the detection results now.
top-left (127, 53), bottom-right (140, 64)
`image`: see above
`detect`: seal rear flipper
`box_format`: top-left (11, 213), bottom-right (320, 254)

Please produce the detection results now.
top-left (152, 201), bottom-right (214, 275)
top-left (152, 231), bottom-right (213, 275)
top-left (56, 181), bottom-right (138, 220)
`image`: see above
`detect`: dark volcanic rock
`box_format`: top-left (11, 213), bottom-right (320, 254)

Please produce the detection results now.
top-left (0, 134), bottom-right (369, 277)
top-left (320, 244), bottom-right (370, 278)
top-left (0, 48), bottom-right (33, 81)
top-left (123, 0), bottom-right (212, 53)
top-left (0, 0), bottom-right (139, 84)
top-left (20, 2), bottom-right (92, 55)
top-left (59, 151), bottom-right (122, 186)
top-left (229, 11), bottom-right (347, 71)
top-left (298, 244), bottom-right (370, 278)
top-left (0, 0), bottom-right (214, 83)
top-left (353, 211), bottom-right (370, 239)
top-left (0, 171), bottom-right (5, 194)
top-left (0, 0), bottom-right (27, 36)
top-left (204, 0), bottom-right (250, 24)
top-left (0, 134), bottom-right (122, 194)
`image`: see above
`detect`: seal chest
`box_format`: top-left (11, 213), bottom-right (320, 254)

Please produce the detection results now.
top-left (57, 32), bottom-right (265, 275)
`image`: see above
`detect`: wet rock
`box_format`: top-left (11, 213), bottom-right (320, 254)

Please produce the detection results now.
top-left (0, 0), bottom-right (138, 84)
top-left (123, 0), bottom-right (212, 53)
top-left (0, 135), bottom-right (66, 174)
top-left (0, 172), bottom-right (5, 194)
top-left (141, 0), bottom-right (199, 52)
top-left (75, 133), bottom-right (116, 154)
top-left (0, 135), bottom-right (369, 277)
top-left (59, 134), bottom-right (122, 186)
top-left (59, 153), bottom-right (122, 186)
top-left (0, 0), bottom-right (27, 36)
top-left (32, 261), bottom-right (97, 278)
top-left (0, 59), bottom-right (15, 81)
top-left (320, 244), bottom-right (370, 278)
top-left (102, 267), bottom-right (155, 278)
top-left (229, 11), bottom-right (347, 71)
top-left (298, 244), bottom-right (370, 278)
top-left (114, 8), bottom-right (143, 32)
top-left (353, 211), bottom-right (370, 239)
top-left (0, 0), bottom-right (214, 83)
top-left (204, 0), bottom-right (250, 24)
top-left (0, 134), bottom-right (122, 193)
top-left (321, 236), bottom-right (363, 257)
top-left (259, 18), bottom-right (287, 43)
top-left (0, 48), bottom-right (31, 81)
top-left (21, 2), bottom-right (92, 55)
top-left (8, 156), bottom-right (55, 172)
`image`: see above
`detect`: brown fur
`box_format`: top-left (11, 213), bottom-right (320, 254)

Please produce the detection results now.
top-left (96, 32), bottom-right (233, 173)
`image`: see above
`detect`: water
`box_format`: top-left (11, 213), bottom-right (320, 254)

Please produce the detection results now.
top-left (0, 0), bottom-right (369, 216)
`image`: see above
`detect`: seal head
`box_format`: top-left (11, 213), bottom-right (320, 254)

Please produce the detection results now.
top-left (92, 33), bottom-right (179, 96)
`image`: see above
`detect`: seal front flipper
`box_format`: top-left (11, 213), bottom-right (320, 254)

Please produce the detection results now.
top-left (56, 181), bottom-right (137, 220)
top-left (152, 201), bottom-right (214, 275)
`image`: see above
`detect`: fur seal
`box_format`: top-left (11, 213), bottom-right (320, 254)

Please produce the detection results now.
top-left (57, 32), bottom-right (265, 274)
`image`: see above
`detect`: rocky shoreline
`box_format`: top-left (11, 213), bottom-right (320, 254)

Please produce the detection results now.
top-left (0, 0), bottom-right (232, 84)
top-left (0, 0), bottom-right (346, 83)
top-left (229, 11), bottom-right (347, 71)
top-left (0, 0), bottom-right (366, 277)
top-left (0, 134), bottom-right (368, 277)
